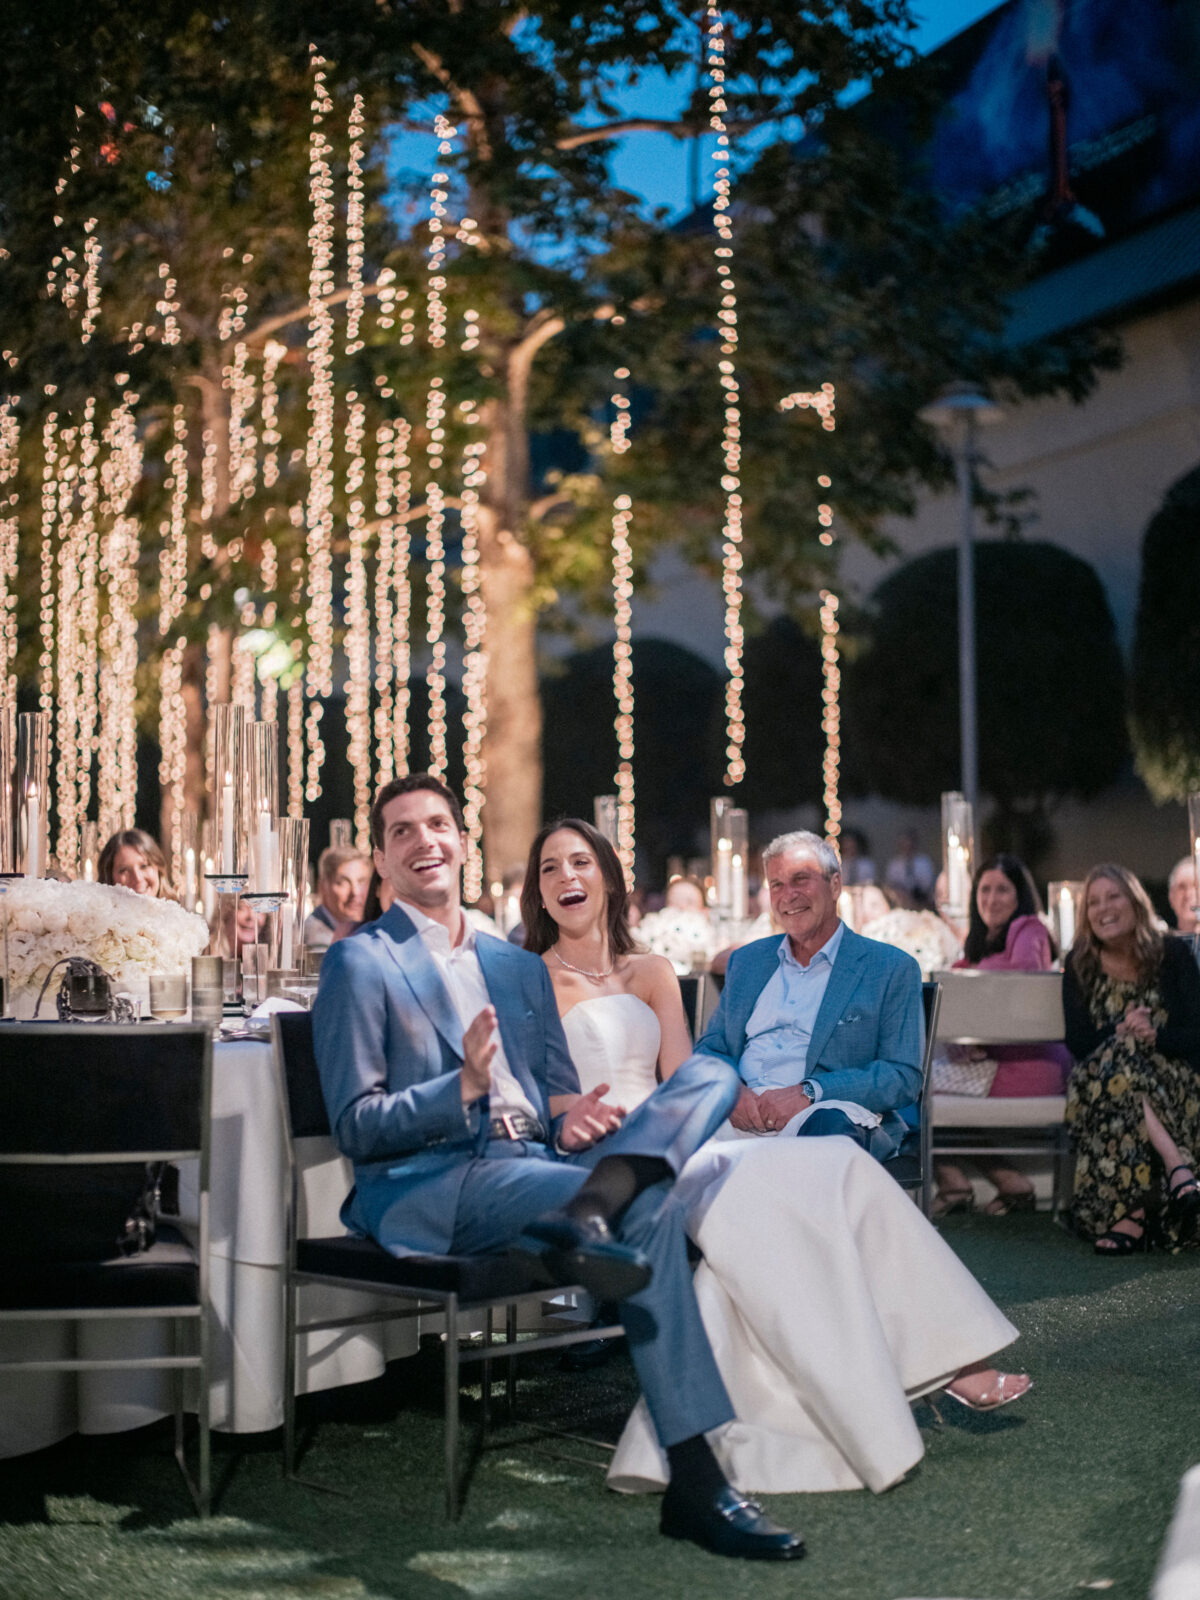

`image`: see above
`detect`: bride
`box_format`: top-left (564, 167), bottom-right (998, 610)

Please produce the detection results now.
top-left (520, 817), bottom-right (1031, 1496)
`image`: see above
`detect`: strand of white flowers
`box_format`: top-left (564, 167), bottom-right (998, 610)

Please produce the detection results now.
top-left (346, 94), bottom-right (366, 352)
top-left (344, 391), bottom-right (372, 847)
top-left (99, 396), bottom-right (142, 832)
top-left (609, 363), bottom-right (636, 884)
top-left (38, 409), bottom-right (59, 721)
top-left (393, 418), bottom-right (413, 776)
top-left (422, 115), bottom-right (455, 778)
top-left (0, 396), bottom-right (19, 708)
top-left (286, 653), bottom-right (305, 814)
top-left (53, 415), bottom-right (82, 864)
top-left (80, 218), bottom-right (101, 343)
top-left (304, 47), bottom-right (336, 802)
top-left (158, 403), bottom-right (190, 879)
top-left (458, 388), bottom-right (488, 901)
top-left (373, 422), bottom-right (396, 788)
top-left (706, 2), bottom-right (746, 786)
top-left (156, 261), bottom-right (181, 346)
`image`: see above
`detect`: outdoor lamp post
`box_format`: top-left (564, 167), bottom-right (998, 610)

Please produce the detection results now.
top-left (918, 382), bottom-right (1004, 816)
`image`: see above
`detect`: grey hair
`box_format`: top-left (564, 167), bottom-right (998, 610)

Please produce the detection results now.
top-left (762, 830), bottom-right (841, 880)
top-left (1169, 855), bottom-right (1197, 889)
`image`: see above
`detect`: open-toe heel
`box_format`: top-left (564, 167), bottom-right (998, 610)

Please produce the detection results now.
top-left (931, 1187), bottom-right (974, 1220)
top-left (1093, 1212), bottom-right (1152, 1255)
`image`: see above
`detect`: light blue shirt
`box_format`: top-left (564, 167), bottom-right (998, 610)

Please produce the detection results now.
top-left (739, 921), bottom-right (845, 1093)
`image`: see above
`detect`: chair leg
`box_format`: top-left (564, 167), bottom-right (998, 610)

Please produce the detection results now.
top-left (197, 1301), bottom-right (211, 1517)
top-left (445, 1293), bottom-right (460, 1521)
top-left (506, 1303), bottom-right (518, 1416)
top-left (283, 1275), bottom-right (299, 1479)
top-left (480, 1307), bottom-right (492, 1432)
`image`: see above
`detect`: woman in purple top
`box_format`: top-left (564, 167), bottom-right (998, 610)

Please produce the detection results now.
top-left (933, 855), bottom-right (1071, 1217)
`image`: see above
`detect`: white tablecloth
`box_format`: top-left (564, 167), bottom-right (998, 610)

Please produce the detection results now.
top-left (0, 1037), bottom-right (417, 1458)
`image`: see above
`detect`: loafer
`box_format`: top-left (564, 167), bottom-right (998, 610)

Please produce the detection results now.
top-left (661, 1484), bottom-right (806, 1560)
top-left (520, 1211), bottom-right (652, 1302)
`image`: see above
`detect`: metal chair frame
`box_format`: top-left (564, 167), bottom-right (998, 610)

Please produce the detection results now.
top-left (0, 1023), bottom-right (212, 1515)
top-left (271, 1013), bottom-right (622, 1521)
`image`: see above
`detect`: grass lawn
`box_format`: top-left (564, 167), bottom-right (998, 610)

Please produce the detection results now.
top-left (1, 1214), bottom-right (1198, 1600)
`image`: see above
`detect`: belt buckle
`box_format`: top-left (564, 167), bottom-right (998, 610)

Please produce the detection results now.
top-left (499, 1111), bottom-right (520, 1141)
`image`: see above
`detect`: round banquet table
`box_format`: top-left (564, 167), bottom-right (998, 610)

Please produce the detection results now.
top-left (0, 1036), bottom-right (418, 1459)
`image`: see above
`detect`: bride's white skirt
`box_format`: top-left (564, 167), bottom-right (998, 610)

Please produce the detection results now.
top-left (607, 1137), bottom-right (1018, 1496)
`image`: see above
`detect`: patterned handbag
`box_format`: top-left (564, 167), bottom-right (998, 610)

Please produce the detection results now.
top-left (931, 1047), bottom-right (999, 1097)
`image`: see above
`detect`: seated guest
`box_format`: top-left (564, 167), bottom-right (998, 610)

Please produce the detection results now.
top-left (885, 829), bottom-right (936, 908)
top-left (312, 773), bottom-right (802, 1559)
top-left (1167, 856), bottom-right (1199, 936)
top-left (1064, 863), bottom-right (1200, 1254)
top-left (98, 828), bottom-right (170, 898)
top-left (360, 866), bottom-right (394, 925)
top-left (665, 876), bottom-right (708, 914)
top-left (303, 846), bottom-right (371, 948)
top-left (837, 827), bottom-right (876, 887)
top-left (933, 854), bottom-right (1072, 1218)
top-left (695, 829), bottom-right (923, 1162)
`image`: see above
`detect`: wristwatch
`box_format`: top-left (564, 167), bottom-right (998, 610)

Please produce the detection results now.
top-left (800, 1079), bottom-right (819, 1103)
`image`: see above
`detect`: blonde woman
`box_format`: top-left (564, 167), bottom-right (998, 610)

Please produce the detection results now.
top-left (1064, 864), bottom-right (1200, 1253)
top-left (97, 828), bottom-right (171, 898)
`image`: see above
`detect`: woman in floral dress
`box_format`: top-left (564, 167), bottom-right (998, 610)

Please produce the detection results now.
top-left (1063, 864), bottom-right (1200, 1253)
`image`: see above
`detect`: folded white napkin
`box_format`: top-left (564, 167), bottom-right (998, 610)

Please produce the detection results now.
top-left (248, 996), bottom-right (305, 1020)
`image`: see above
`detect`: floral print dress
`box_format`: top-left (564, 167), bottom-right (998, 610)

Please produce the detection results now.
top-left (1065, 971), bottom-right (1200, 1246)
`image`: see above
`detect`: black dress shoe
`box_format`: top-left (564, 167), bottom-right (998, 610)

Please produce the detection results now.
top-left (520, 1211), bottom-right (652, 1302)
top-left (661, 1485), bottom-right (806, 1561)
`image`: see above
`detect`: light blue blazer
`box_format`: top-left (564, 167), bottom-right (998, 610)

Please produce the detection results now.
top-left (695, 926), bottom-right (924, 1143)
top-left (312, 904), bottom-right (580, 1255)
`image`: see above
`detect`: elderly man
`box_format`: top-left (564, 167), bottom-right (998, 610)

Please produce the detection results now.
top-left (304, 845), bottom-right (372, 949)
top-left (1168, 856), bottom-right (1199, 937)
top-left (695, 829), bottom-right (923, 1161)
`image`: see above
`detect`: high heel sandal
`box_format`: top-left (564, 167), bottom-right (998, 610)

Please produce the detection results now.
top-left (1166, 1165), bottom-right (1200, 1241)
top-left (932, 1371), bottom-right (1032, 1417)
top-left (931, 1186), bottom-right (974, 1220)
top-left (984, 1189), bottom-right (1036, 1217)
top-left (1093, 1211), bottom-right (1152, 1255)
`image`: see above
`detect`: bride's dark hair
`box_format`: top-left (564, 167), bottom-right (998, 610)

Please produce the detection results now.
top-left (520, 817), bottom-right (636, 958)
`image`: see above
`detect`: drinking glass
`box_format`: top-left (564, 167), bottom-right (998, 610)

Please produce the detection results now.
top-left (148, 973), bottom-right (188, 1021)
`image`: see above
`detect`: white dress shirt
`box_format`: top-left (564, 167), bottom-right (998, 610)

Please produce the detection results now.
top-left (740, 921), bottom-right (845, 1093)
top-left (397, 899), bottom-right (539, 1123)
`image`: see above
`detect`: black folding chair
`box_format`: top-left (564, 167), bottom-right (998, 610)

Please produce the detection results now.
top-left (272, 1011), bottom-right (623, 1520)
top-left (885, 980), bottom-right (942, 1218)
top-left (0, 1023), bottom-right (212, 1515)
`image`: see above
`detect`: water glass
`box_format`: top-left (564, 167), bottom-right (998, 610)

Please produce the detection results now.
top-left (148, 973), bottom-right (188, 1021)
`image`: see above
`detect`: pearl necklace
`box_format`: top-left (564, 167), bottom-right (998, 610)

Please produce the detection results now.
top-left (551, 945), bottom-right (614, 981)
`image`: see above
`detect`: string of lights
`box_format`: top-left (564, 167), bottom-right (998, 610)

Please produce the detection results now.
top-left (227, 338), bottom-right (257, 504)
top-left (156, 261), bottom-right (181, 346)
top-left (345, 95), bottom-right (366, 354)
top-left (157, 403), bottom-right (189, 871)
top-left (73, 406), bottom-right (102, 853)
top-left (286, 650), bottom-right (305, 814)
top-left (706, 2), bottom-right (746, 787)
top-left (422, 116), bottom-right (456, 780)
top-left (80, 219), bottom-right (101, 344)
top-left (53, 415), bottom-right (83, 863)
top-left (38, 408), bottom-right (59, 721)
top-left (260, 339), bottom-right (286, 489)
top-left (99, 395), bottom-right (142, 834)
top-left (608, 365), bottom-right (637, 884)
top-left (459, 385), bottom-right (488, 901)
top-left (344, 391), bottom-right (372, 847)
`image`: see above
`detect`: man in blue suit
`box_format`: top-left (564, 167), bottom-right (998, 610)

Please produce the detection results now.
top-left (313, 774), bottom-right (803, 1561)
top-left (696, 830), bottom-right (922, 1160)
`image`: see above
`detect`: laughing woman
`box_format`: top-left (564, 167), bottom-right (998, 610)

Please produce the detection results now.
top-left (522, 818), bottom-right (1029, 1497)
top-left (1064, 864), bottom-right (1200, 1253)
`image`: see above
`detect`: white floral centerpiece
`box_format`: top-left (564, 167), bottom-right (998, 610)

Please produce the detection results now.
top-left (860, 908), bottom-right (963, 980)
top-left (2, 880), bottom-right (209, 1016)
top-left (636, 907), bottom-right (719, 975)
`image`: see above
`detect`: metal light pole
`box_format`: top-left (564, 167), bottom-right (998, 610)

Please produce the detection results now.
top-left (918, 382), bottom-right (1003, 817)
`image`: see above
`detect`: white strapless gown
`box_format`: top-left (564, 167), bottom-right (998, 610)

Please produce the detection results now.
top-left (561, 994), bottom-right (1019, 1495)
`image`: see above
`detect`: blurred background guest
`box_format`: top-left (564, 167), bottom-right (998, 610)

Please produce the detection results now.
top-left (838, 827), bottom-right (876, 887)
top-left (1167, 855), bottom-right (1198, 936)
top-left (1064, 864), bottom-right (1200, 1255)
top-left (885, 829), bottom-right (935, 908)
top-left (361, 866), bottom-right (394, 925)
top-left (933, 855), bottom-right (1071, 1218)
top-left (664, 875), bottom-right (707, 913)
top-left (304, 846), bottom-right (371, 948)
top-left (98, 828), bottom-right (170, 898)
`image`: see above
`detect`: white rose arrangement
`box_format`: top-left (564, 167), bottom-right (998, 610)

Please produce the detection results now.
top-left (1, 879), bottom-right (209, 1011)
top-left (860, 908), bottom-right (963, 979)
top-left (636, 907), bottom-right (719, 975)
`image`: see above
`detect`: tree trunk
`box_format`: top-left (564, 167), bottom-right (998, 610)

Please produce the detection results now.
top-left (477, 376), bottom-right (541, 880)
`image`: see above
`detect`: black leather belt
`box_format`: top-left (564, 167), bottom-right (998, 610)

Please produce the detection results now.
top-left (488, 1111), bottom-right (545, 1143)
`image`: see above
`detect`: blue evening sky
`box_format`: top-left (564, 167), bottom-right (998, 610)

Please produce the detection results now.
top-left (390, 1), bottom-right (1004, 219)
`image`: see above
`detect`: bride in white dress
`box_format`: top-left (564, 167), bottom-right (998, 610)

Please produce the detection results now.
top-left (521, 818), bottom-right (1030, 1496)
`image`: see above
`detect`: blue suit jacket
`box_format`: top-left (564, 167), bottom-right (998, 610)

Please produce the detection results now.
top-left (312, 904), bottom-right (580, 1255)
top-left (695, 926), bottom-right (923, 1138)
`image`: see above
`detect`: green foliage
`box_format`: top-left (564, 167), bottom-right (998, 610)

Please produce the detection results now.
top-left (847, 541), bottom-right (1129, 809)
top-left (1130, 461), bottom-right (1200, 800)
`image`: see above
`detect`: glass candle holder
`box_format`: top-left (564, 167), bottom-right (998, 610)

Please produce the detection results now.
top-left (728, 807), bottom-right (749, 923)
top-left (329, 818), bottom-right (353, 850)
top-left (710, 797), bottom-right (734, 918)
top-left (940, 791), bottom-right (975, 922)
top-left (593, 796), bottom-right (618, 847)
top-left (245, 721), bottom-right (281, 894)
top-left (207, 702), bottom-right (247, 881)
top-left (1188, 794), bottom-right (1200, 918)
top-left (79, 820), bottom-right (99, 884)
top-left (278, 815), bottom-right (311, 974)
top-left (1048, 880), bottom-right (1083, 956)
top-left (16, 712), bottom-right (50, 880)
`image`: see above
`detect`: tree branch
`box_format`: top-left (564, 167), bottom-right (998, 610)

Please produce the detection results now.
top-left (556, 118), bottom-right (699, 150)
top-left (411, 43), bottom-right (494, 163)
top-left (240, 281), bottom-right (391, 351)
top-left (361, 498), bottom-right (464, 535)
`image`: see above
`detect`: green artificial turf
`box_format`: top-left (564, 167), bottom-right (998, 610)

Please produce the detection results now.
top-left (2, 1215), bottom-right (1198, 1600)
